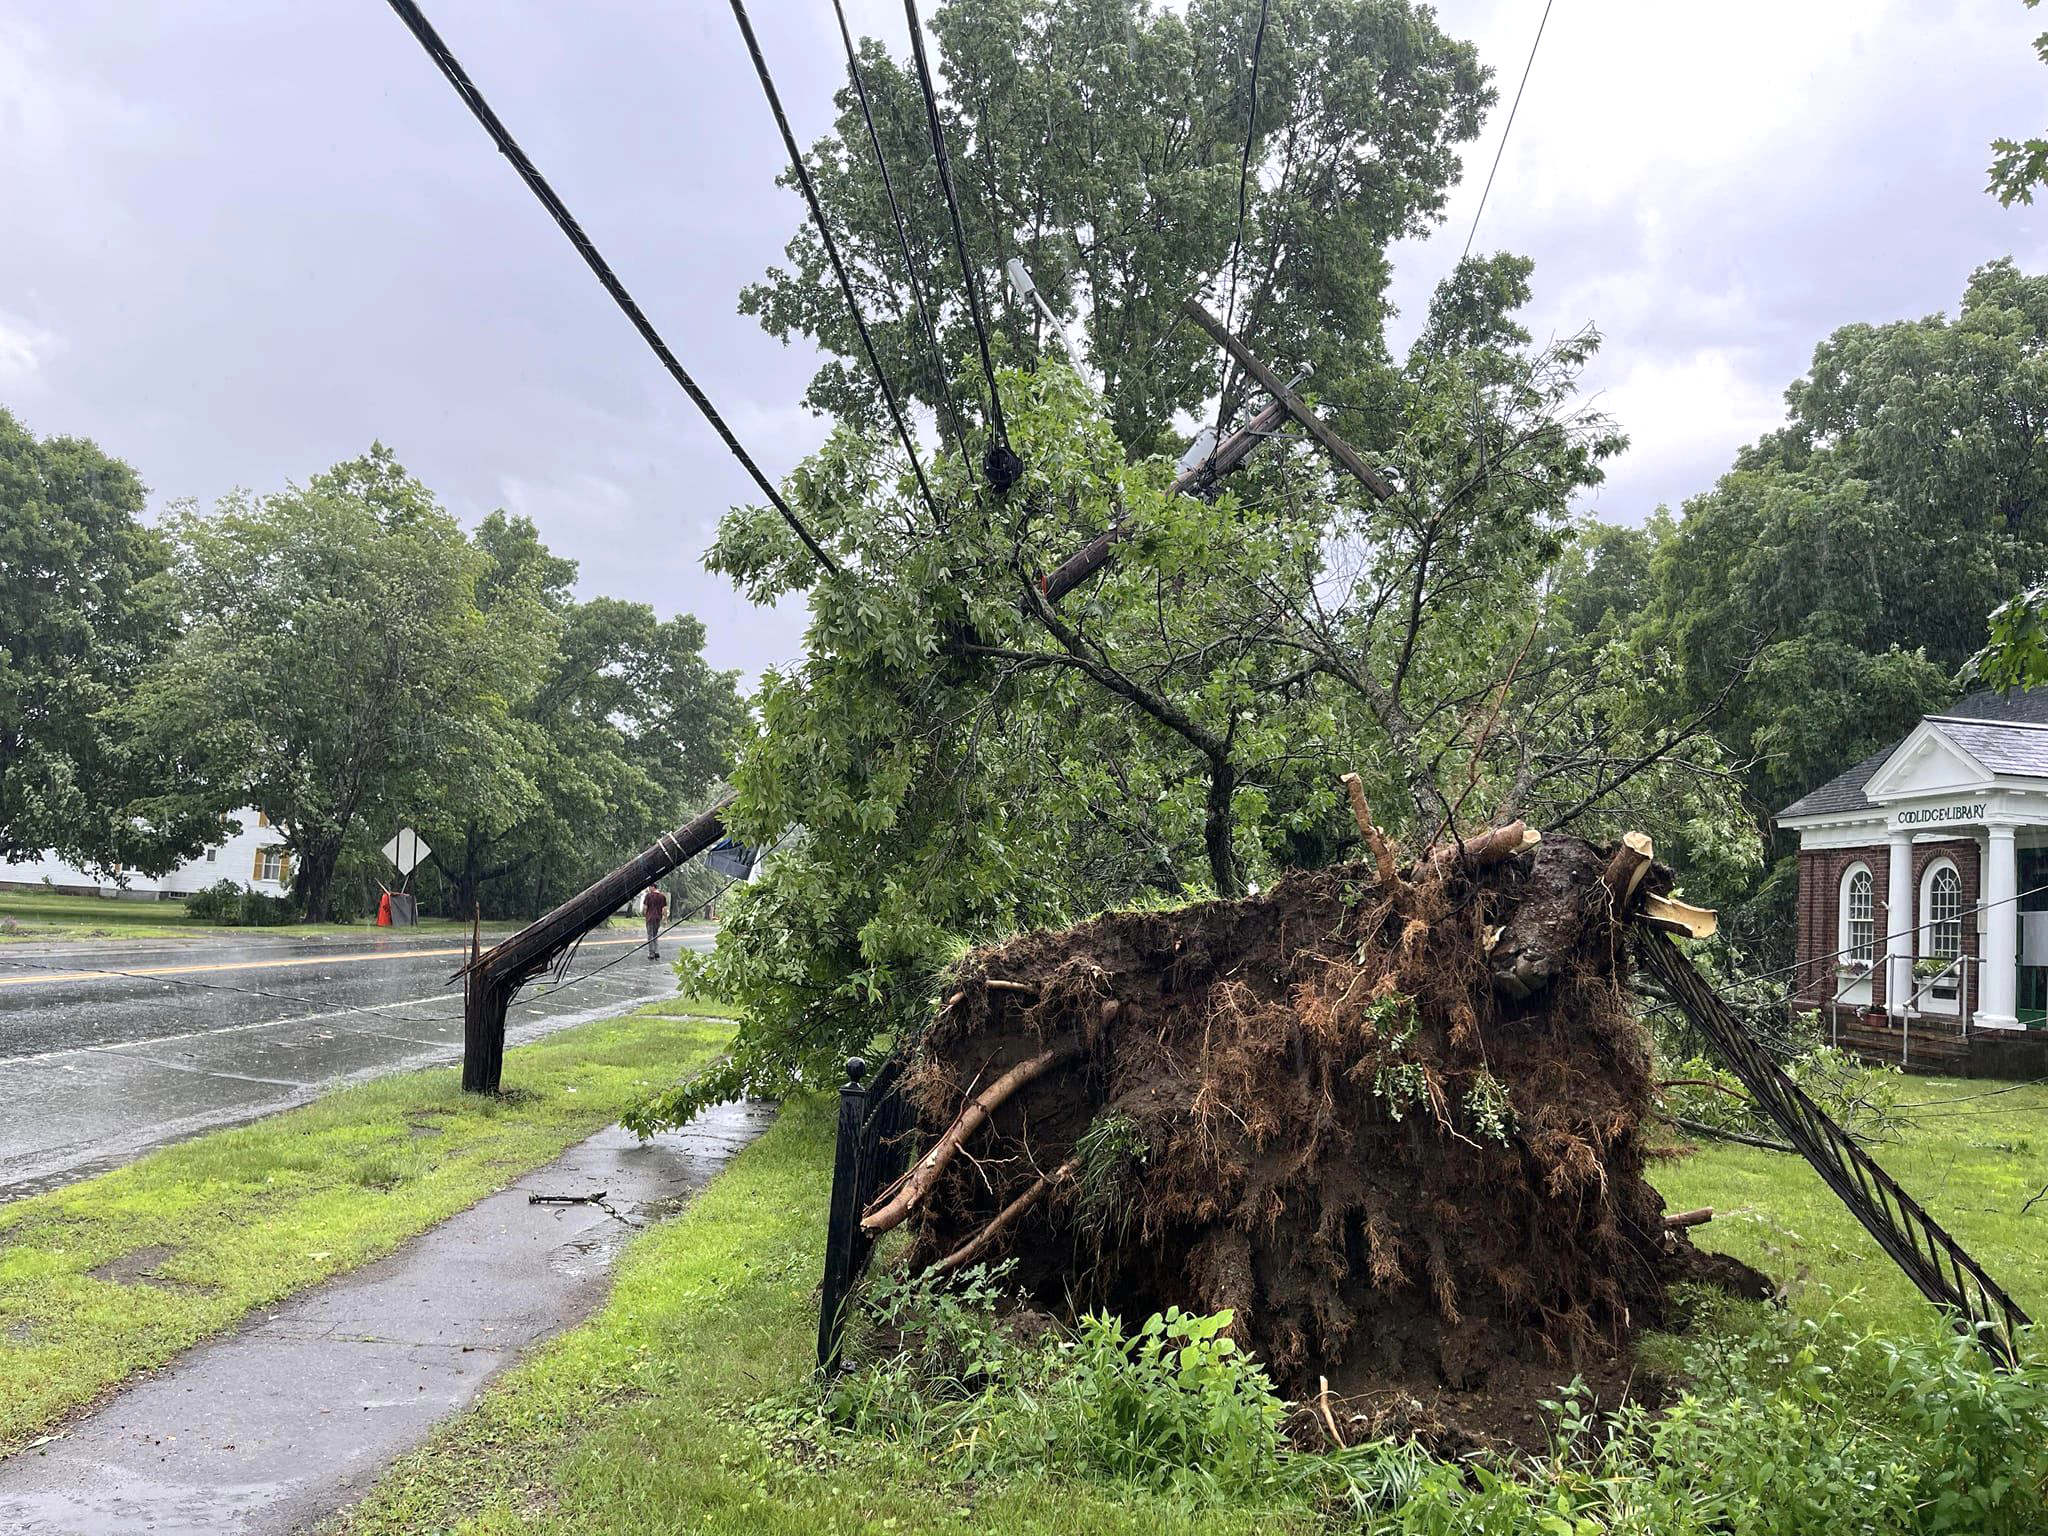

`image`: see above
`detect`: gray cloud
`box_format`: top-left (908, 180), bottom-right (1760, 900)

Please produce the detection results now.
top-left (3, 1), bottom-right (2045, 684)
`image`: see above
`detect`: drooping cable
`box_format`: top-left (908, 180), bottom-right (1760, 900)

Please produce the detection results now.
top-left (1217, 0), bottom-right (1270, 412)
top-left (727, 0), bottom-right (942, 530)
top-left (1461, 0), bottom-right (1554, 261)
top-left (901, 0), bottom-right (1024, 493)
top-left (378, 0), bottom-right (839, 576)
top-left (829, 0), bottom-right (970, 465)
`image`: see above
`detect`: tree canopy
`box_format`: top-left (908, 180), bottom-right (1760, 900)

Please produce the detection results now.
top-left (0, 407), bottom-right (212, 874)
top-left (745, 0), bottom-right (1491, 457)
top-left (1641, 259), bottom-right (2048, 826)
top-left (1989, 0), bottom-right (2048, 206)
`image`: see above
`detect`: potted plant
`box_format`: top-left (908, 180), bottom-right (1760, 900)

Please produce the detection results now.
top-left (1914, 954), bottom-right (1960, 999)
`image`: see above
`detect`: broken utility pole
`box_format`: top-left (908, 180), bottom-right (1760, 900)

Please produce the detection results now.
top-left (457, 799), bottom-right (730, 1092)
top-left (1042, 300), bottom-right (1388, 605)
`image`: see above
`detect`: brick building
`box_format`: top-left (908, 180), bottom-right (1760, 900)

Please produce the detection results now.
top-left (1781, 689), bottom-right (2048, 1073)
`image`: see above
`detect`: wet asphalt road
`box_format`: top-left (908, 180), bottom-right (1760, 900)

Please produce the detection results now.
top-left (0, 926), bottom-right (714, 1200)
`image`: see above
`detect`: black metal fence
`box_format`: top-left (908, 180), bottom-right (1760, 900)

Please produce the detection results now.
top-left (816, 1053), bottom-right (915, 1372)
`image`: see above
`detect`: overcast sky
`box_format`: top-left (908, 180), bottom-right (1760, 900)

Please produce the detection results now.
top-left (3, 1), bottom-right (2044, 679)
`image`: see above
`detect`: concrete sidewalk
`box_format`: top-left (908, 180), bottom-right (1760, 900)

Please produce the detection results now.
top-left (0, 1100), bottom-right (777, 1534)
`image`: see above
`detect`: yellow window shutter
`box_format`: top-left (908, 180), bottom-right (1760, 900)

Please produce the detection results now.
top-left (253, 850), bottom-right (264, 881)
top-left (280, 852), bottom-right (294, 885)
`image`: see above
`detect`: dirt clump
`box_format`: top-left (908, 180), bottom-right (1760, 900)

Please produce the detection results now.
top-left (874, 832), bottom-right (1755, 1448)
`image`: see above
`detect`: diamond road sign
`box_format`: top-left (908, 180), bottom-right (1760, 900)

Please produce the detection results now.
top-left (381, 827), bottom-right (430, 875)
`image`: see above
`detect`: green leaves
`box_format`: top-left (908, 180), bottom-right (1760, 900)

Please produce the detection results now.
top-left (0, 406), bottom-right (197, 873)
top-left (745, 0), bottom-right (1489, 459)
top-left (1988, 0), bottom-right (2048, 206)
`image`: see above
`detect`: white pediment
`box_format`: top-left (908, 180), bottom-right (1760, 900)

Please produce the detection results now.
top-left (1863, 721), bottom-right (1996, 802)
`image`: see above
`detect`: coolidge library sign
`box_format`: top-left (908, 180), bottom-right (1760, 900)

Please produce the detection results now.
top-left (1779, 691), bottom-right (2048, 1071)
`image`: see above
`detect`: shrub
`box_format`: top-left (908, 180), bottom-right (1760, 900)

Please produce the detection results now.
top-left (183, 879), bottom-right (247, 923)
top-left (183, 878), bottom-right (297, 927)
top-left (778, 1268), bottom-right (2048, 1533)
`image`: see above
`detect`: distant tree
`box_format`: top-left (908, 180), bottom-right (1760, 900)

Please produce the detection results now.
top-left (1989, 0), bottom-right (2048, 205)
top-left (1643, 260), bottom-right (2048, 821)
top-left (415, 513), bottom-right (743, 919)
top-left (745, 0), bottom-right (1490, 457)
top-left (0, 407), bottom-right (213, 872)
top-left (125, 447), bottom-right (548, 921)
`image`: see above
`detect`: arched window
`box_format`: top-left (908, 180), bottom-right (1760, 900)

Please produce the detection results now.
top-left (1842, 865), bottom-right (1875, 964)
top-left (1923, 860), bottom-right (1963, 959)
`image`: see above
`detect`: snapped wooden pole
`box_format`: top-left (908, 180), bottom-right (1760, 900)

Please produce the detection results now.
top-left (1180, 297), bottom-right (1396, 502)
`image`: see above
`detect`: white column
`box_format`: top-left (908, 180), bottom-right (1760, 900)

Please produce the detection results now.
top-left (1980, 822), bottom-right (2020, 1030)
top-left (1886, 827), bottom-right (1916, 1017)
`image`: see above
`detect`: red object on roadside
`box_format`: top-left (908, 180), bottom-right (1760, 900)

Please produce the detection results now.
top-left (377, 891), bottom-right (392, 926)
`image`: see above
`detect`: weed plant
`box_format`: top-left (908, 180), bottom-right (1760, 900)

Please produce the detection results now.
top-left (777, 1270), bottom-right (2048, 1533)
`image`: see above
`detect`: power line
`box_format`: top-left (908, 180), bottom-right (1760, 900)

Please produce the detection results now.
top-left (377, 0), bottom-right (840, 577)
top-left (1460, 0), bottom-right (1554, 262)
top-left (829, 0), bottom-right (970, 466)
top-left (902, 0), bottom-right (1023, 494)
top-left (1217, 0), bottom-right (1271, 412)
top-left (726, 0), bottom-right (942, 531)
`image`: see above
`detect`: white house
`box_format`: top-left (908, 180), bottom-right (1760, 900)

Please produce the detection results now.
top-left (1780, 688), bottom-right (2048, 1073)
top-left (0, 810), bottom-right (295, 902)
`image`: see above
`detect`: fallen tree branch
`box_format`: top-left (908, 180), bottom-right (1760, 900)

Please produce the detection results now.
top-left (1664, 1206), bottom-right (1714, 1229)
top-left (1340, 772), bottom-right (1401, 888)
top-left (1667, 1114), bottom-right (1794, 1154)
top-left (863, 1043), bottom-right (1082, 1235)
top-left (932, 1157), bottom-right (1077, 1273)
top-left (1658, 1077), bottom-right (1754, 1104)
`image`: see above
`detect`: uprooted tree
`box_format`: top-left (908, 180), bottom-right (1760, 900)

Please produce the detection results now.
top-left (860, 827), bottom-right (1760, 1428)
top-left (627, 292), bottom-right (1751, 1133)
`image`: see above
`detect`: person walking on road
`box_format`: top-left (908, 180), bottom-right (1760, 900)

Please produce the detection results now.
top-left (642, 884), bottom-right (669, 960)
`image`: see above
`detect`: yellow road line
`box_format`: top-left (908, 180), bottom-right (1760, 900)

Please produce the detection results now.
top-left (0, 936), bottom-right (645, 989)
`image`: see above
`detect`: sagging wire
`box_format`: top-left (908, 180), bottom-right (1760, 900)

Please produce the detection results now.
top-left (377, 0), bottom-right (841, 576)
top-left (1216, 0), bottom-right (1270, 423)
top-left (727, 0), bottom-right (944, 532)
top-left (828, 0), bottom-right (972, 467)
top-left (902, 0), bottom-right (1024, 494)
top-left (1461, 0), bottom-right (1555, 261)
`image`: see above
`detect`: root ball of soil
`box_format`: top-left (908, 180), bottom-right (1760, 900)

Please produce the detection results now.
top-left (888, 834), bottom-right (1728, 1416)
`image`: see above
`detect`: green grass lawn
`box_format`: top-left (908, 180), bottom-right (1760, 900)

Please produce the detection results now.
top-left (0, 889), bottom-right (207, 942)
top-left (0, 887), bottom-right (651, 945)
top-left (332, 1094), bottom-right (1289, 1536)
top-left (0, 999), bottom-right (735, 1454)
top-left (1652, 1076), bottom-right (2048, 1335)
top-left (326, 1072), bottom-right (2048, 1536)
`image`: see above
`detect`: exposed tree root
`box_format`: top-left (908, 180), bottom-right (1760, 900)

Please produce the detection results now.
top-left (879, 829), bottom-right (1759, 1437)
top-left (862, 1042), bottom-right (1082, 1235)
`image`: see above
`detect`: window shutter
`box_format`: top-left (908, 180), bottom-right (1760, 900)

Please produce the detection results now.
top-left (280, 852), bottom-right (294, 886)
top-left (253, 850), bottom-right (264, 881)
